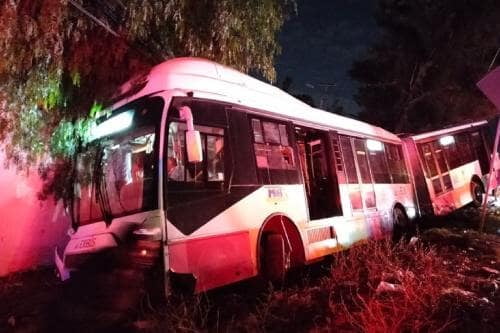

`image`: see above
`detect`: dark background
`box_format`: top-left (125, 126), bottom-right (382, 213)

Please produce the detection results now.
top-left (276, 0), bottom-right (378, 115)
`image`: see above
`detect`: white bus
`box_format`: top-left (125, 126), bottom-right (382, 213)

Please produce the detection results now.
top-left (402, 120), bottom-right (498, 216)
top-left (55, 58), bottom-right (417, 294)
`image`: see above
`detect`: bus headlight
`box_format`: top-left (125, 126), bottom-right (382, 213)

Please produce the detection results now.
top-left (129, 226), bottom-right (162, 268)
top-left (132, 227), bottom-right (162, 241)
top-left (406, 207), bottom-right (417, 219)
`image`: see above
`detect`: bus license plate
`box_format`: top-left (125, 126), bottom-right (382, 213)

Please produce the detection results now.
top-left (73, 237), bottom-right (96, 250)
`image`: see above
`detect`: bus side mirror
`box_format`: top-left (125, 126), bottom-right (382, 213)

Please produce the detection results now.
top-left (186, 130), bottom-right (203, 163)
top-left (179, 105), bottom-right (203, 163)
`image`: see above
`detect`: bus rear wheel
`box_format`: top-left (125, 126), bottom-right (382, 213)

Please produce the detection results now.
top-left (471, 180), bottom-right (484, 208)
top-left (261, 233), bottom-right (289, 282)
top-left (392, 206), bottom-right (409, 241)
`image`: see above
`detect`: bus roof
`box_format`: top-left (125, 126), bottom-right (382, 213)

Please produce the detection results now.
top-left (113, 57), bottom-right (400, 142)
top-left (409, 120), bottom-right (488, 141)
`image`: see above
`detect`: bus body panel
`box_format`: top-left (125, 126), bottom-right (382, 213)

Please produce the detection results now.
top-left (166, 182), bottom-right (414, 292)
top-left (56, 58), bottom-right (418, 295)
top-left (166, 184), bottom-right (308, 292)
top-left (168, 230), bottom-right (254, 292)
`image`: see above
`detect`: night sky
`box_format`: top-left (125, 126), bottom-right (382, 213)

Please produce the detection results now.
top-left (276, 0), bottom-right (379, 115)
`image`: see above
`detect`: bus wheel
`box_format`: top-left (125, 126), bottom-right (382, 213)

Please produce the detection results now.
top-left (261, 234), bottom-right (289, 282)
top-left (392, 206), bottom-right (409, 241)
top-left (471, 180), bottom-right (484, 208)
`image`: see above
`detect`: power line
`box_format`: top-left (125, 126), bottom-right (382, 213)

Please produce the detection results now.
top-left (67, 0), bottom-right (163, 64)
top-left (488, 47), bottom-right (500, 72)
top-left (68, 0), bottom-right (119, 37)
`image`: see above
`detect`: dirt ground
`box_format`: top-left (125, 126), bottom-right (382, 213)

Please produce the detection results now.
top-left (1, 206), bottom-right (500, 332)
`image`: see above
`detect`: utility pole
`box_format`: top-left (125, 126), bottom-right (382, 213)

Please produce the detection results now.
top-left (477, 65), bottom-right (500, 233)
top-left (479, 117), bottom-right (500, 233)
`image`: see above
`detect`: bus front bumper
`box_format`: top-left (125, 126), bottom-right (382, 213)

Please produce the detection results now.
top-left (55, 233), bottom-right (118, 281)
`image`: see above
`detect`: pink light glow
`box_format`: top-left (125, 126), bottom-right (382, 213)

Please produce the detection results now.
top-left (0, 149), bottom-right (70, 276)
top-left (477, 66), bottom-right (500, 110)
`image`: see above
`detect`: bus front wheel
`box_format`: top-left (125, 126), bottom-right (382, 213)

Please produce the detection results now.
top-left (261, 233), bottom-right (289, 282)
top-left (471, 180), bottom-right (484, 208)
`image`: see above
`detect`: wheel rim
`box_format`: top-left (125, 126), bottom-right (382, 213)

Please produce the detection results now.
top-left (394, 208), bottom-right (407, 228)
top-left (472, 182), bottom-right (483, 205)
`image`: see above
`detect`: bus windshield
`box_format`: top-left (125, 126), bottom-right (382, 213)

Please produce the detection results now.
top-left (73, 96), bottom-right (164, 226)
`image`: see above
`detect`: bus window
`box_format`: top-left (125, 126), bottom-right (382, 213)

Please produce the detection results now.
top-left (252, 119), bottom-right (295, 171)
top-left (441, 136), bottom-right (460, 169)
top-left (353, 138), bottom-right (376, 208)
top-left (340, 136), bottom-right (358, 184)
top-left (443, 174), bottom-right (453, 190)
top-left (353, 139), bottom-right (372, 184)
top-left (167, 122), bottom-right (225, 184)
top-left (418, 141), bottom-right (453, 195)
top-left (251, 119), bottom-right (264, 143)
top-left (387, 144), bottom-right (409, 183)
top-left (420, 143), bottom-right (438, 178)
top-left (456, 133), bottom-right (474, 164)
top-left (207, 136), bottom-right (225, 181)
top-left (432, 178), bottom-right (443, 194)
top-left (339, 136), bottom-right (363, 211)
top-left (367, 142), bottom-right (391, 183)
top-left (251, 118), bottom-right (298, 185)
top-left (432, 141), bottom-right (452, 191)
top-left (433, 143), bottom-right (448, 174)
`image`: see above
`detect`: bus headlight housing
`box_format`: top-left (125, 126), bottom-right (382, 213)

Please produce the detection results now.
top-left (406, 207), bottom-right (417, 219)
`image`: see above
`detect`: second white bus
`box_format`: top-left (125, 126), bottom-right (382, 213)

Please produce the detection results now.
top-left (402, 120), bottom-right (498, 216)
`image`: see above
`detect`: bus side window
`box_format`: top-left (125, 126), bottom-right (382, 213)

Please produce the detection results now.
top-left (367, 141), bottom-right (391, 183)
top-left (339, 136), bottom-right (362, 210)
top-left (167, 121), bottom-right (225, 185)
top-left (339, 136), bottom-right (359, 184)
top-left (353, 139), bottom-right (372, 184)
top-left (456, 133), bottom-right (474, 165)
top-left (442, 137), bottom-right (460, 169)
top-left (251, 118), bottom-right (297, 184)
top-left (353, 138), bottom-right (376, 208)
top-left (388, 144), bottom-right (409, 183)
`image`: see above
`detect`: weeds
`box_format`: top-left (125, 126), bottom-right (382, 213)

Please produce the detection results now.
top-left (132, 233), bottom-right (498, 332)
top-left (2, 222), bottom-right (499, 332)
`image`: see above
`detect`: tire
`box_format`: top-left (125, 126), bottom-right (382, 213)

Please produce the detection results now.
top-left (261, 234), bottom-right (289, 282)
top-left (392, 206), bottom-right (409, 241)
top-left (470, 179), bottom-right (484, 208)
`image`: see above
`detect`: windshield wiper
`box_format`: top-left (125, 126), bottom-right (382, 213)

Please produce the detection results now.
top-left (94, 145), bottom-right (113, 225)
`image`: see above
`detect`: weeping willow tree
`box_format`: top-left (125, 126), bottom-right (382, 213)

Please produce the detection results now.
top-left (0, 0), bottom-right (295, 201)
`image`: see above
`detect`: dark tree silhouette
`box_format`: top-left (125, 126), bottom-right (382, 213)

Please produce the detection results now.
top-left (351, 0), bottom-right (500, 133)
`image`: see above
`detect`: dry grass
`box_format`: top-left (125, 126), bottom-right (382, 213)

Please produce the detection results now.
top-left (135, 231), bottom-right (499, 332)
top-left (325, 240), bottom-right (455, 332)
top-left (2, 213), bottom-right (500, 332)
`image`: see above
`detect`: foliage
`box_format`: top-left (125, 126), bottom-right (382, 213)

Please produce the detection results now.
top-left (126, 0), bottom-right (296, 81)
top-left (350, 0), bottom-right (500, 133)
top-left (0, 0), bottom-right (295, 201)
